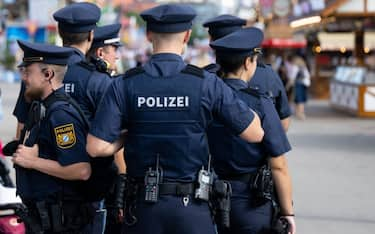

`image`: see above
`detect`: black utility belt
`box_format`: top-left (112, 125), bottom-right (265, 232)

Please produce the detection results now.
top-left (138, 182), bottom-right (195, 196)
top-left (221, 172), bottom-right (257, 184)
top-left (24, 200), bottom-right (94, 233)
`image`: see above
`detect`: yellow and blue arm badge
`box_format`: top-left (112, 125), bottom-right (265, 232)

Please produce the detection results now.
top-left (54, 123), bottom-right (76, 149)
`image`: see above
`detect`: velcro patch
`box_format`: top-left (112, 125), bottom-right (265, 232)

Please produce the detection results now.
top-left (54, 123), bottom-right (76, 149)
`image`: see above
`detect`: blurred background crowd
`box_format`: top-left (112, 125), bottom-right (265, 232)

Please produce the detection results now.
top-left (1, 0), bottom-right (375, 119)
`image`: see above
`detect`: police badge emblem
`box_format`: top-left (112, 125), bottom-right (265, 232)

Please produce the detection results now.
top-left (54, 123), bottom-right (76, 149)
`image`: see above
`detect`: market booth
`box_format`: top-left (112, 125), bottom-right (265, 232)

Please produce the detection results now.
top-left (291, 0), bottom-right (375, 117)
top-left (330, 66), bottom-right (375, 117)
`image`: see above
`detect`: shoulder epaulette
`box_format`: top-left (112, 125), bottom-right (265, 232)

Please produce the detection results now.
top-left (240, 87), bottom-right (264, 98)
top-left (203, 63), bottom-right (220, 73)
top-left (123, 66), bottom-right (145, 79)
top-left (257, 62), bottom-right (266, 68)
top-left (77, 60), bottom-right (96, 71)
top-left (181, 64), bottom-right (204, 78)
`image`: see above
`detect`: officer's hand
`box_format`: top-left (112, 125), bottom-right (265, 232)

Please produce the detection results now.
top-left (117, 208), bottom-right (124, 223)
top-left (282, 216), bottom-right (296, 234)
top-left (12, 144), bottom-right (39, 169)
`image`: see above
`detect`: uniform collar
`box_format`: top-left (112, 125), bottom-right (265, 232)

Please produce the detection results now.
top-left (42, 87), bottom-right (65, 103)
top-left (150, 53), bottom-right (184, 62)
top-left (144, 53), bottom-right (186, 77)
top-left (223, 78), bottom-right (248, 90)
top-left (66, 47), bottom-right (86, 65)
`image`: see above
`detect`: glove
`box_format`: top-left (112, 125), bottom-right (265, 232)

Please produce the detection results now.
top-left (2, 140), bottom-right (19, 156)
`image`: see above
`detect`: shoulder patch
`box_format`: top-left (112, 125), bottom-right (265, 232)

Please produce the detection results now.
top-left (54, 123), bottom-right (76, 149)
top-left (123, 66), bottom-right (145, 79)
top-left (181, 64), bottom-right (204, 78)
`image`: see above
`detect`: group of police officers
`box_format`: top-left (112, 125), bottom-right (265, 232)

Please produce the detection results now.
top-left (4, 2), bottom-right (296, 234)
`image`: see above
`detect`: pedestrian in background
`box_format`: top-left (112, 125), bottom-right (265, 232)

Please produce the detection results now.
top-left (286, 56), bottom-right (311, 120)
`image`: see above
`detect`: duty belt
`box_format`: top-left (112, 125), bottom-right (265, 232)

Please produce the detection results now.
top-left (221, 172), bottom-right (256, 184)
top-left (139, 182), bottom-right (195, 196)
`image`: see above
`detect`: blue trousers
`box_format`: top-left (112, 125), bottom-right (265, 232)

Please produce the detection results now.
top-left (82, 200), bottom-right (107, 234)
top-left (218, 181), bottom-right (273, 234)
top-left (122, 195), bottom-right (216, 234)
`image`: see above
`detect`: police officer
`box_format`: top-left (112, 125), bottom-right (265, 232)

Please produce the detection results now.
top-left (55, 4), bottom-right (119, 234)
top-left (87, 23), bottom-right (126, 234)
top-left (86, 4), bottom-right (264, 234)
top-left (13, 2), bottom-right (101, 139)
top-left (207, 27), bottom-right (296, 234)
top-left (12, 3), bottom-right (111, 234)
top-left (12, 40), bottom-right (92, 234)
top-left (203, 15), bottom-right (292, 131)
top-left (53, 2), bottom-right (113, 122)
top-left (87, 23), bottom-right (122, 76)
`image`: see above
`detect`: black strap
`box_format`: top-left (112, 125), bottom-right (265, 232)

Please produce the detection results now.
top-left (221, 172), bottom-right (256, 184)
top-left (203, 63), bottom-right (220, 73)
top-left (159, 183), bottom-right (195, 196)
top-left (43, 92), bottom-right (90, 130)
top-left (240, 87), bottom-right (262, 98)
top-left (123, 66), bottom-right (145, 79)
top-left (77, 60), bottom-right (96, 72)
top-left (138, 182), bottom-right (195, 196)
top-left (181, 64), bottom-right (204, 78)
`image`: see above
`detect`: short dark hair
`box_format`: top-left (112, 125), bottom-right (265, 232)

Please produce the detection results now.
top-left (58, 29), bottom-right (91, 46)
top-left (216, 54), bottom-right (255, 77)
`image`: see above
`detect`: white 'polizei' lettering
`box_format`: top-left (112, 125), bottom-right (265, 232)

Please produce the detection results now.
top-left (64, 83), bottom-right (75, 93)
top-left (138, 97), bottom-right (146, 107)
top-left (137, 96), bottom-right (189, 108)
top-left (169, 97), bottom-right (176, 107)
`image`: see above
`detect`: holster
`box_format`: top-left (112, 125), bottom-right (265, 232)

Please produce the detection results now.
top-left (251, 164), bottom-right (274, 206)
top-left (123, 177), bottom-right (139, 226)
top-left (23, 199), bottom-right (95, 233)
top-left (210, 180), bottom-right (232, 229)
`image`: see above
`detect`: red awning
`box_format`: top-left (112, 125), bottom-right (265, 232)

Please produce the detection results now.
top-left (262, 38), bottom-right (307, 48)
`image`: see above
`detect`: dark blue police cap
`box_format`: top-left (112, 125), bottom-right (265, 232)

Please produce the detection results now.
top-left (53, 2), bottom-right (101, 33)
top-left (92, 23), bottom-right (122, 49)
top-left (17, 40), bottom-right (74, 67)
top-left (210, 27), bottom-right (263, 57)
top-left (203, 14), bottom-right (246, 40)
top-left (140, 4), bottom-right (196, 33)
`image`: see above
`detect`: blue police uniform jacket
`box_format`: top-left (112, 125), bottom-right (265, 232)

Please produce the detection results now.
top-left (67, 47), bottom-right (86, 65)
top-left (13, 48), bottom-right (86, 124)
top-left (90, 53), bottom-right (255, 182)
top-left (63, 61), bottom-right (112, 122)
top-left (16, 88), bottom-right (90, 200)
top-left (207, 79), bottom-right (291, 176)
top-left (249, 63), bottom-right (291, 120)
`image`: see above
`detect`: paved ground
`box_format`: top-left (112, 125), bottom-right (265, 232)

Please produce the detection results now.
top-left (1, 82), bottom-right (375, 233)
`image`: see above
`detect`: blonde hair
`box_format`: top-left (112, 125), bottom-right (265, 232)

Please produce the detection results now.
top-left (293, 56), bottom-right (307, 68)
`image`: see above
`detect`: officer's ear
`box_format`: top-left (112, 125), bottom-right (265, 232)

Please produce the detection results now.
top-left (88, 30), bottom-right (94, 42)
top-left (43, 68), bottom-right (55, 81)
top-left (244, 57), bottom-right (252, 71)
top-left (146, 31), bottom-right (153, 43)
top-left (183, 30), bottom-right (192, 44)
top-left (96, 47), bottom-right (104, 58)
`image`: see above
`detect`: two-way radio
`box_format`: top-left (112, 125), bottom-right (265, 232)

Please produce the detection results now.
top-left (144, 154), bottom-right (162, 203)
